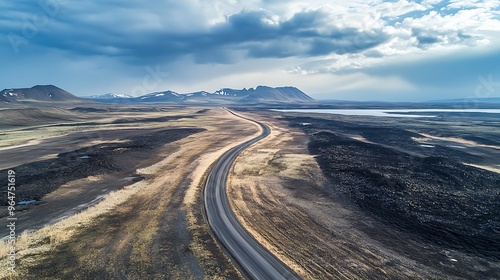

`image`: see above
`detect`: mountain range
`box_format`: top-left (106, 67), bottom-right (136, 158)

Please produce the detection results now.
top-left (0, 85), bottom-right (314, 105)
top-left (87, 86), bottom-right (315, 104)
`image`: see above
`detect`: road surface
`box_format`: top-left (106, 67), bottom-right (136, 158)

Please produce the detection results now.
top-left (204, 109), bottom-right (301, 280)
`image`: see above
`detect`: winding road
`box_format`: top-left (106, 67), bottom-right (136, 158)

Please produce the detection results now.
top-left (204, 109), bottom-right (301, 280)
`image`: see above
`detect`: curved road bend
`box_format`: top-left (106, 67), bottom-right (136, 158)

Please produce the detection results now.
top-left (204, 109), bottom-right (301, 280)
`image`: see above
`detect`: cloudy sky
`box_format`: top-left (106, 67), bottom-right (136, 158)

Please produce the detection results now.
top-left (1, 0), bottom-right (499, 101)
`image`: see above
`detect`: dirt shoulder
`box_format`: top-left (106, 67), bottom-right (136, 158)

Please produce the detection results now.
top-left (227, 110), bottom-right (500, 279)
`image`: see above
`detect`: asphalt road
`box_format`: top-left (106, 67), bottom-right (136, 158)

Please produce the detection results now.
top-left (204, 109), bottom-right (301, 280)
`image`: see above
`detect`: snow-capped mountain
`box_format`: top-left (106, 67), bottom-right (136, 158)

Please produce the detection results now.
top-left (89, 93), bottom-right (133, 99)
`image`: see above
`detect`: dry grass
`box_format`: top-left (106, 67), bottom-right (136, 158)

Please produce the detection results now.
top-left (0, 177), bottom-right (148, 278)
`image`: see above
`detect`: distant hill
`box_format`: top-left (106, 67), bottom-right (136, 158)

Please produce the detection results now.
top-left (242, 86), bottom-right (315, 103)
top-left (85, 86), bottom-right (315, 104)
top-left (0, 85), bottom-right (84, 103)
top-left (430, 97), bottom-right (500, 104)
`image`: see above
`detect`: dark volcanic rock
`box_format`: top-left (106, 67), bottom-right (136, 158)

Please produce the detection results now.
top-left (291, 117), bottom-right (500, 260)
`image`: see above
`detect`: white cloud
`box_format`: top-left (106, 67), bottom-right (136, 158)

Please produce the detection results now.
top-left (289, 0), bottom-right (500, 75)
top-left (447, 0), bottom-right (500, 9)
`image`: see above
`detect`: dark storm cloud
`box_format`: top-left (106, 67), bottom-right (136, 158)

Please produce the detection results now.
top-left (208, 9), bottom-right (389, 59)
top-left (2, 4), bottom-right (388, 64)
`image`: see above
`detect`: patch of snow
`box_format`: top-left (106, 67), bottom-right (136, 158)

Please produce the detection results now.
top-left (80, 155), bottom-right (91, 159)
top-left (114, 93), bottom-right (132, 98)
top-left (448, 145), bottom-right (466, 149)
top-left (156, 93), bottom-right (165, 96)
top-left (90, 93), bottom-right (133, 99)
top-left (419, 144), bottom-right (435, 148)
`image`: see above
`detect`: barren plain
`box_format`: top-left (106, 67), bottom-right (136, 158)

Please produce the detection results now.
top-left (1, 104), bottom-right (499, 279)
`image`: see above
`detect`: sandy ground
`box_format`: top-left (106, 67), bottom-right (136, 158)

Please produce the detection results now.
top-left (227, 111), bottom-right (500, 279)
top-left (0, 107), bottom-right (258, 279)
